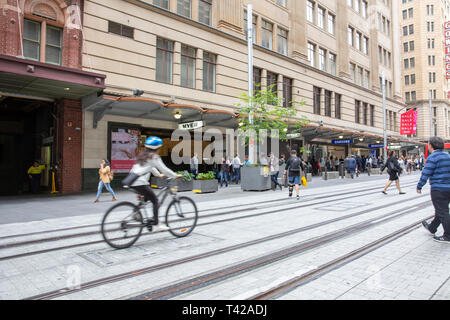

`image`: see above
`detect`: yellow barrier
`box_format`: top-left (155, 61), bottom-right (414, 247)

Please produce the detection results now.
top-left (50, 172), bottom-right (59, 194)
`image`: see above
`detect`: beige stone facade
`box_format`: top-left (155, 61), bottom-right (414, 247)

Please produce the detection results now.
top-left (399, 0), bottom-right (450, 141)
top-left (81, 0), bottom-right (416, 176)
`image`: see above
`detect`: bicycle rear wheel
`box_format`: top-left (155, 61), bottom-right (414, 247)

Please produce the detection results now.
top-left (101, 201), bottom-right (144, 249)
top-left (165, 196), bottom-right (198, 238)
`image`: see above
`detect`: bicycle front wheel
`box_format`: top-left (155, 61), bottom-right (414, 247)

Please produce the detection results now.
top-left (165, 196), bottom-right (198, 238)
top-left (101, 201), bottom-right (144, 249)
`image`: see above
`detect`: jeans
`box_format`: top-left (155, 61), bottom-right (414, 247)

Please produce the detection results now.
top-left (220, 171), bottom-right (228, 187)
top-left (429, 190), bottom-right (450, 240)
top-left (96, 180), bottom-right (116, 199)
top-left (29, 174), bottom-right (41, 193)
top-left (191, 169), bottom-right (198, 180)
top-left (234, 167), bottom-right (240, 184)
top-left (271, 171), bottom-right (280, 187)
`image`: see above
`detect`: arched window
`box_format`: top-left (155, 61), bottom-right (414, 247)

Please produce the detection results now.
top-left (22, 0), bottom-right (67, 65)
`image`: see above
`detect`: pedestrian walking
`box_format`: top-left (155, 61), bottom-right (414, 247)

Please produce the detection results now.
top-left (269, 152), bottom-right (282, 191)
top-left (407, 158), bottom-right (413, 175)
top-left (190, 153), bottom-right (199, 179)
top-left (220, 157), bottom-right (229, 187)
top-left (94, 159), bottom-right (117, 203)
top-left (417, 137), bottom-right (450, 244)
top-left (379, 151), bottom-right (406, 195)
top-left (27, 161), bottom-right (46, 193)
top-left (283, 150), bottom-right (304, 200)
top-left (365, 157), bottom-right (372, 176)
top-left (345, 155), bottom-right (357, 179)
top-left (232, 154), bottom-right (242, 184)
top-left (334, 157), bottom-right (340, 172)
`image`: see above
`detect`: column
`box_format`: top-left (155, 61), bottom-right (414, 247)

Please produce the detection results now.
top-left (191, 0), bottom-right (199, 21)
top-left (40, 21), bottom-right (47, 63)
top-left (289, 0), bottom-right (308, 62)
top-left (256, 15), bottom-right (262, 46)
top-left (273, 23), bottom-right (278, 54)
top-left (277, 74), bottom-right (284, 106)
top-left (170, 0), bottom-right (177, 12)
top-left (337, 0), bottom-right (350, 79)
top-left (173, 41), bottom-right (181, 86)
top-left (216, 0), bottom-right (244, 37)
top-left (196, 48), bottom-right (203, 90)
top-left (261, 69), bottom-right (267, 91)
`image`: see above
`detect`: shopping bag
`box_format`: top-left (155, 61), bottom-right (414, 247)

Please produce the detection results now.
top-left (301, 176), bottom-right (307, 187)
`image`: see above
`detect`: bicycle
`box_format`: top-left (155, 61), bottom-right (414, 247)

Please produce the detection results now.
top-left (101, 178), bottom-right (198, 249)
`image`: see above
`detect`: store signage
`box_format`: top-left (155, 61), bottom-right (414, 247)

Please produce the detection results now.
top-left (369, 144), bottom-right (384, 148)
top-left (388, 145), bottom-right (401, 150)
top-left (332, 139), bottom-right (353, 145)
top-left (178, 121), bottom-right (204, 130)
top-left (400, 109), bottom-right (418, 135)
top-left (445, 21), bottom-right (450, 79)
top-left (287, 133), bottom-right (301, 139)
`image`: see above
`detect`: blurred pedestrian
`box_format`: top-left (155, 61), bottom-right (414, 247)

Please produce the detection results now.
top-left (27, 161), bottom-right (46, 194)
top-left (94, 159), bottom-right (117, 203)
top-left (220, 157), bottom-right (229, 187)
top-left (417, 137), bottom-right (450, 244)
top-left (380, 151), bottom-right (405, 195)
top-left (269, 152), bottom-right (282, 191)
top-left (190, 153), bottom-right (199, 179)
top-left (232, 154), bottom-right (242, 184)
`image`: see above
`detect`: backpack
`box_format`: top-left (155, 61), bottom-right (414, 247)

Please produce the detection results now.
top-left (109, 170), bottom-right (114, 181)
top-left (289, 157), bottom-right (302, 172)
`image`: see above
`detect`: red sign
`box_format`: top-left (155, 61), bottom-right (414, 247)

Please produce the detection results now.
top-left (400, 109), bottom-right (418, 135)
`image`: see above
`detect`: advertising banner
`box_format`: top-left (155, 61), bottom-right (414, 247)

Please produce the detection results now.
top-left (400, 109), bottom-right (418, 135)
top-left (111, 129), bottom-right (140, 173)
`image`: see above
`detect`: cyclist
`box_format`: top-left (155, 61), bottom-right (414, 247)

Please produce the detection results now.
top-left (129, 137), bottom-right (182, 232)
top-left (283, 150), bottom-right (305, 200)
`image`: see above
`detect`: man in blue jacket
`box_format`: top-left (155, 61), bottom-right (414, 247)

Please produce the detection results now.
top-left (417, 137), bottom-right (450, 244)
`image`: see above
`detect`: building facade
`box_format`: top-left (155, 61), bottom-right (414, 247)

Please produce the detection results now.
top-left (399, 0), bottom-right (450, 141)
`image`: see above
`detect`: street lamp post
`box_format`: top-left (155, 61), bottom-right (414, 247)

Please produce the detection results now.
top-left (247, 4), bottom-right (255, 164)
top-left (429, 90), bottom-right (433, 138)
top-left (382, 71), bottom-right (387, 161)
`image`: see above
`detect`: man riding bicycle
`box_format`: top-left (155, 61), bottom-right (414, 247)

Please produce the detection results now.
top-left (128, 136), bottom-right (182, 232)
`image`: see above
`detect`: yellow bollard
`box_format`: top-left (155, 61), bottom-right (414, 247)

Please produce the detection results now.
top-left (51, 172), bottom-right (59, 194)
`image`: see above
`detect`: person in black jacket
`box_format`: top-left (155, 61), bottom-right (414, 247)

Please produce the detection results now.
top-left (380, 151), bottom-right (406, 195)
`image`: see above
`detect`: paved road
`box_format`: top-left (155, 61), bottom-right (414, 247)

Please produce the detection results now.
top-left (0, 171), bottom-right (448, 301)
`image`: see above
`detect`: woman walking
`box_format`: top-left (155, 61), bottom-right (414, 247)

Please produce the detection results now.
top-left (380, 151), bottom-right (406, 195)
top-left (94, 159), bottom-right (117, 203)
top-left (269, 153), bottom-right (282, 191)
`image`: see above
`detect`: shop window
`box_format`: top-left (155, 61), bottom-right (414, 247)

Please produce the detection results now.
top-left (23, 19), bottom-right (62, 65)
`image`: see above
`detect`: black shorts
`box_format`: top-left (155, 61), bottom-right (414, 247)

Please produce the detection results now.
top-left (388, 171), bottom-right (399, 181)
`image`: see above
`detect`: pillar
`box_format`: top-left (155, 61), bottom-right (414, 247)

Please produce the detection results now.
top-left (289, 0), bottom-right (308, 63)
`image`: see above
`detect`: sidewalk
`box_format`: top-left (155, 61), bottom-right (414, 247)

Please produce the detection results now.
top-left (0, 172), bottom-right (421, 225)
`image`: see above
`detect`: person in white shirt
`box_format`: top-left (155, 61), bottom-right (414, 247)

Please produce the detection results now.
top-left (232, 154), bottom-right (242, 184)
top-left (190, 153), bottom-right (199, 179)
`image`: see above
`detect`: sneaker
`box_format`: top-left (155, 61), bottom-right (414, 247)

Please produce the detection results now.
top-left (399, 192), bottom-right (406, 195)
top-left (422, 221), bottom-right (435, 235)
top-left (289, 193), bottom-right (293, 198)
top-left (433, 236), bottom-right (450, 244)
top-left (381, 191), bottom-right (387, 195)
top-left (112, 197), bottom-right (117, 201)
top-left (152, 224), bottom-right (170, 232)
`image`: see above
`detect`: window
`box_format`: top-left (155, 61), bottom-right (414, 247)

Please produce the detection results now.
top-left (199, 0), bottom-right (212, 25)
top-left (325, 90), bottom-right (332, 117)
top-left (308, 42), bottom-right (316, 67)
top-left (177, 0), bottom-right (191, 18)
top-left (402, 10), bottom-right (407, 20)
top-left (329, 53), bottom-right (337, 76)
top-left (319, 48), bottom-right (326, 71)
top-left (328, 14), bottom-right (335, 35)
top-left (313, 86), bottom-right (321, 115)
top-left (355, 100), bottom-right (361, 123)
top-left (357, 66), bottom-right (363, 86)
top-left (408, 8), bottom-right (413, 18)
top-left (355, 32), bottom-right (361, 51)
top-left (410, 74), bottom-right (415, 84)
top-left (203, 52), bottom-right (216, 92)
top-left (108, 21), bottom-right (134, 39)
top-left (23, 19), bottom-right (63, 65)
top-left (348, 26), bottom-right (354, 46)
top-left (411, 91), bottom-right (416, 101)
top-left (156, 38), bottom-right (174, 84)
top-left (405, 92), bottom-right (411, 102)
top-left (282, 77), bottom-right (293, 108)
top-left (363, 103), bottom-right (368, 125)
top-left (409, 24), bottom-right (414, 35)
top-left (267, 72), bottom-right (278, 104)
top-left (405, 75), bottom-right (410, 85)
top-left (181, 45), bottom-right (196, 88)
top-left (363, 37), bottom-right (369, 55)
top-left (307, 1), bottom-right (315, 23)
top-left (364, 70), bottom-right (370, 89)
top-left (253, 67), bottom-right (262, 93)
top-left (404, 58), bottom-right (409, 69)
top-left (410, 57), bottom-right (415, 68)
top-left (355, 0), bottom-right (360, 12)
top-left (277, 28), bottom-right (288, 55)
top-left (403, 42), bottom-right (409, 52)
top-left (317, 7), bottom-right (325, 29)
top-left (370, 105), bottom-right (375, 126)
top-left (153, 0), bottom-right (169, 9)
top-left (403, 26), bottom-right (408, 36)
top-left (350, 63), bottom-right (356, 82)
top-left (409, 41), bottom-right (414, 51)
top-left (276, 0), bottom-right (287, 7)
top-left (362, 1), bottom-right (368, 18)
top-left (335, 93), bottom-right (341, 119)
top-left (261, 20), bottom-right (273, 50)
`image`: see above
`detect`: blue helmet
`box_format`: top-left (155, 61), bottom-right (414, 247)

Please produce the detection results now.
top-left (145, 136), bottom-right (163, 150)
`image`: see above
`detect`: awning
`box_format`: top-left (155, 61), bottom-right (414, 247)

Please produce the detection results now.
top-left (84, 95), bottom-right (238, 129)
top-left (0, 54), bottom-right (105, 100)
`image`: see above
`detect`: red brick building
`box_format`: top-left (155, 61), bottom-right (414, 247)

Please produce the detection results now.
top-left (0, 0), bottom-right (105, 194)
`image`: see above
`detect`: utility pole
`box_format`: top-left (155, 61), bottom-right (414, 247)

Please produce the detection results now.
top-left (382, 71), bottom-right (387, 161)
top-left (429, 90), bottom-right (433, 138)
top-left (247, 4), bottom-right (255, 164)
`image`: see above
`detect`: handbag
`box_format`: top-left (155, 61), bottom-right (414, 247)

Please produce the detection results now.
top-left (109, 171), bottom-right (114, 181)
top-left (301, 176), bottom-right (308, 187)
top-left (121, 172), bottom-right (140, 188)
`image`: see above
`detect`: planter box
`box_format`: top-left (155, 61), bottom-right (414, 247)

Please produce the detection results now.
top-left (323, 171), bottom-right (339, 180)
top-left (150, 177), bottom-right (192, 192)
top-left (192, 180), bottom-right (218, 194)
top-left (241, 166), bottom-right (271, 191)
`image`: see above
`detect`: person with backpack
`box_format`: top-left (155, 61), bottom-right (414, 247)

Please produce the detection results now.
top-left (380, 151), bottom-right (406, 195)
top-left (417, 137), bottom-right (450, 244)
top-left (283, 150), bottom-right (304, 200)
top-left (94, 159), bottom-right (117, 203)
